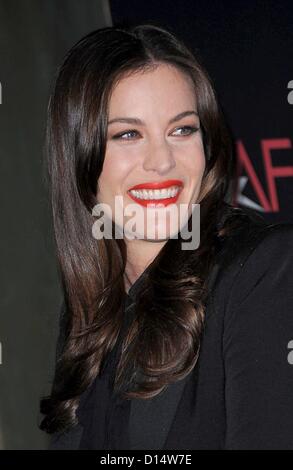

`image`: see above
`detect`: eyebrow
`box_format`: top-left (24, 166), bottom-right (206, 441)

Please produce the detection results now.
top-left (107, 110), bottom-right (199, 126)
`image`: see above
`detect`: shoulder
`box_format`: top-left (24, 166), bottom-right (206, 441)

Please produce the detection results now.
top-left (211, 205), bottom-right (293, 327)
top-left (224, 220), bottom-right (293, 308)
top-left (216, 212), bottom-right (293, 352)
top-left (214, 204), bottom-right (293, 286)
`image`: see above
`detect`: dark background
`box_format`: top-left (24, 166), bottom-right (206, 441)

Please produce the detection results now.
top-left (0, 0), bottom-right (292, 450)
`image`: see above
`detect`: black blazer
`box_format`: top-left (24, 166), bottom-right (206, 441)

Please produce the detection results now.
top-left (48, 212), bottom-right (293, 450)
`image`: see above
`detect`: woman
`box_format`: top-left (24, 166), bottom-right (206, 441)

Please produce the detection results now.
top-left (40, 24), bottom-right (293, 450)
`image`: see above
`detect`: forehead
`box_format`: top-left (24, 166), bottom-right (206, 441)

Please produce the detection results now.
top-left (108, 63), bottom-right (197, 114)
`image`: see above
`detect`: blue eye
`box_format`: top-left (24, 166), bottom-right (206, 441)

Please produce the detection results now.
top-left (112, 130), bottom-right (139, 140)
top-left (172, 126), bottom-right (199, 136)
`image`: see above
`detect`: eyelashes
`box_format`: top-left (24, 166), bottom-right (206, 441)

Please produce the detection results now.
top-left (112, 129), bottom-right (139, 140)
top-left (111, 125), bottom-right (200, 141)
top-left (171, 126), bottom-right (200, 137)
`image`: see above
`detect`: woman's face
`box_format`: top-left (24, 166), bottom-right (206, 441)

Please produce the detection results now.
top-left (96, 63), bottom-right (206, 242)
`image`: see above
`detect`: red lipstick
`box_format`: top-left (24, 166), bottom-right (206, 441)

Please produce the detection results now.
top-left (127, 179), bottom-right (184, 208)
top-left (128, 179), bottom-right (183, 191)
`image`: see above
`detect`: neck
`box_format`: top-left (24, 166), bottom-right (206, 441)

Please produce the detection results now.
top-left (123, 238), bottom-right (167, 292)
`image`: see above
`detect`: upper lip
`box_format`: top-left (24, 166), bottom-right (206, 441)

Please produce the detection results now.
top-left (128, 179), bottom-right (184, 191)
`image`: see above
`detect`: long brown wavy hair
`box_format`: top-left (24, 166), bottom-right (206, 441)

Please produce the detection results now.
top-left (40, 23), bottom-right (244, 434)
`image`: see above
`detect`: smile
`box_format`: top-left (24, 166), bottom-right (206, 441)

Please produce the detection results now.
top-left (127, 181), bottom-right (183, 207)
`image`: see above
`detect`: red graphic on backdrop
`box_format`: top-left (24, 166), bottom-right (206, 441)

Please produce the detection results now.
top-left (234, 138), bottom-right (293, 212)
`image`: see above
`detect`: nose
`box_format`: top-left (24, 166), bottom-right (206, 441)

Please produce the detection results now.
top-left (142, 138), bottom-right (176, 174)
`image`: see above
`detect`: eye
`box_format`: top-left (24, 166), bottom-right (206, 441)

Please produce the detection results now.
top-left (171, 126), bottom-right (200, 136)
top-left (111, 129), bottom-right (140, 140)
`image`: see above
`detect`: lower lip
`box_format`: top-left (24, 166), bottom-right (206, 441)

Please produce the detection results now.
top-left (127, 188), bottom-right (182, 207)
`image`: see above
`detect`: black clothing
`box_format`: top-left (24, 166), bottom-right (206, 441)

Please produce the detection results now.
top-left (49, 210), bottom-right (293, 450)
top-left (78, 287), bottom-right (190, 450)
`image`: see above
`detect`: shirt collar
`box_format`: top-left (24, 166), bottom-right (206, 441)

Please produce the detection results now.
top-left (126, 264), bottom-right (152, 302)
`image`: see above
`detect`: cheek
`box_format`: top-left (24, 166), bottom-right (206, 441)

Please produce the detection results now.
top-left (97, 148), bottom-right (132, 197)
top-left (197, 151), bottom-right (206, 177)
top-left (182, 141), bottom-right (206, 179)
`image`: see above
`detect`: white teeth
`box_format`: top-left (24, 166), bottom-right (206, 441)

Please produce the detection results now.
top-left (129, 185), bottom-right (181, 200)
